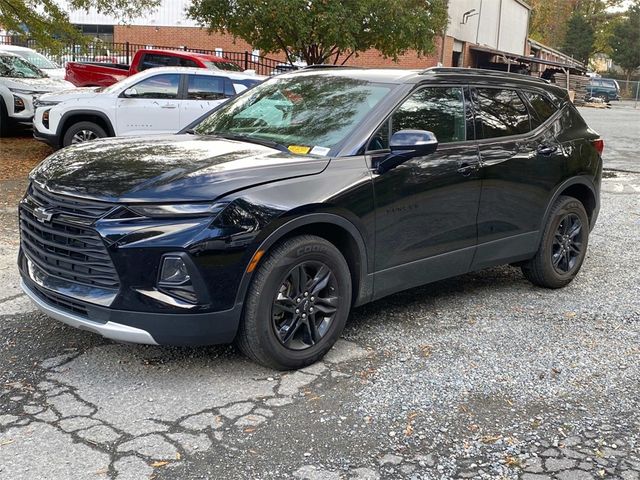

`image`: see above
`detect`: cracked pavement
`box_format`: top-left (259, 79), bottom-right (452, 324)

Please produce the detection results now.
top-left (1, 105), bottom-right (639, 479)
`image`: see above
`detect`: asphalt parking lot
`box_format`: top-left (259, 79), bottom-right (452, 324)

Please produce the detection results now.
top-left (0, 103), bottom-right (639, 480)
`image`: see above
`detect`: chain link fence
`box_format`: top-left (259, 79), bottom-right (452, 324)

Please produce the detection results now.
top-left (616, 80), bottom-right (640, 104)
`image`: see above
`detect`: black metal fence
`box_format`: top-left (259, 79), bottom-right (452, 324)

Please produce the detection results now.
top-left (0, 35), bottom-right (291, 76)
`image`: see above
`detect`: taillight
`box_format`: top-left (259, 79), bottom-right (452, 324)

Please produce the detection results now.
top-left (592, 139), bottom-right (604, 155)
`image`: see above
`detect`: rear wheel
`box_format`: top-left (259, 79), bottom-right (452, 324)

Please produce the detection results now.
top-left (522, 195), bottom-right (589, 288)
top-left (62, 121), bottom-right (107, 147)
top-left (597, 93), bottom-right (610, 103)
top-left (237, 235), bottom-right (352, 370)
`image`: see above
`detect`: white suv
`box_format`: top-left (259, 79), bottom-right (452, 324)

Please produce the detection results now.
top-left (33, 66), bottom-right (265, 148)
top-left (0, 52), bottom-right (73, 137)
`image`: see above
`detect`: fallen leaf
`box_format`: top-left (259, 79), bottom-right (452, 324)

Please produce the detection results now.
top-left (0, 439), bottom-right (14, 446)
top-left (150, 461), bottom-right (169, 468)
top-left (175, 452), bottom-right (181, 460)
top-left (244, 427), bottom-right (256, 433)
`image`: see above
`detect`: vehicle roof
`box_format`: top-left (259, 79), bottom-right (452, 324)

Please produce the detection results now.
top-left (140, 49), bottom-right (240, 64)
top-left (129, 65), bottom-right (264, 80)
top-left (285, 66), bottom-right (557, 90)
top-left (0, 45), bottom-right (33, 52)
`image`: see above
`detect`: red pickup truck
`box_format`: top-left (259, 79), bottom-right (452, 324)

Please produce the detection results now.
top-left (65, 49), bottom-right (244, 87)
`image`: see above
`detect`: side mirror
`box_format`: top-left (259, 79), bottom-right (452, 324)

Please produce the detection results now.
top-left (377, 130), bottom-right (438, 174)
top-left (123, 87), bottom-right (138, 98)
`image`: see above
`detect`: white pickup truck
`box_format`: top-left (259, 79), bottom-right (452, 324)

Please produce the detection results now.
top-left (33, 66), bottom-right (264, 148)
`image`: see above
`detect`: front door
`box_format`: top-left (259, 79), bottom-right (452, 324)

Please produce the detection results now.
top-left (115, 73), bottom-right (182, 136)
top-left (370, 86), bottom-right (481, 299)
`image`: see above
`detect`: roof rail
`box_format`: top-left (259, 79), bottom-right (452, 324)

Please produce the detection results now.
top-left (420, 67), bottom-right (550, 84)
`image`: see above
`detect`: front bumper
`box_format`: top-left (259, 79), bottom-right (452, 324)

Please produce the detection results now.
top-left (22, 279), bottom-right (157, 344)
top-left (21, 275), bottom-right (243, 346)
top-left (33, 129), bottom-right (59, 148)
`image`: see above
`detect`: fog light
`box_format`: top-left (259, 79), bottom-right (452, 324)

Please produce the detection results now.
top-left (159, 256), bottom-right (190, 285)
top-left (42, 109), bottom-right (50, 129)
top-left (13, 95), bottom-right (25, 113)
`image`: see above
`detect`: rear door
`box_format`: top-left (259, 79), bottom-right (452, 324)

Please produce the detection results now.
top-left (179, 74), bottom-right (232, 128)
top-left (470, 86), bottom-right (564, 269)
top-left (115, 73), bottom-right (182, 136)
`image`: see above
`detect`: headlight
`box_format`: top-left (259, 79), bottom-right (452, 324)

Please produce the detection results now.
top-left (34, 99), bottom-right (60, 108)
top-left (8, 88), bottom-right (38, 95)
top-left (128, 202), bottom-right (228, 218)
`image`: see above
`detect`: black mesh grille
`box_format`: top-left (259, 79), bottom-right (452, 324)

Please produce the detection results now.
top-left (19, 184), bottom-right (120, 289)
top-left (31, 283), bottom-right (89, 316)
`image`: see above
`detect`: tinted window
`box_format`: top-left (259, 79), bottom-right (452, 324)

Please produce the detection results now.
top-left (187, 75), bottom-right (225, 100)
top-left (524, 91), bottom-right (558, 128)
top-left (393, 87), bottom-right (466, 143)
top-left (474, 88), bottom-right (530, 139)
top-left (129, 74), bottom-right (180, 99)
top-left (139, 53), bottom-right (197, 70)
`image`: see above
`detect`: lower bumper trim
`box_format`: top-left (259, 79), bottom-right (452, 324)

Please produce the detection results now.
top-left (21, 280), bottom-right (158, 345)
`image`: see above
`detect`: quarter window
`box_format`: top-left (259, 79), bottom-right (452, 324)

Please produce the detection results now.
top-left (187, 75), bottom-right (226, 100)
top-left (524, 91), bottom-right (558, 128)
top-left (128, 74), bottom-right (180, 99)
top-left (473, 88), bottom-right (530, 139)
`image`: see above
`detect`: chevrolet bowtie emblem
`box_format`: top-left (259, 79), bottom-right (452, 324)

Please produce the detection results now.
top-left (33, 206), bottom-right (56, 223)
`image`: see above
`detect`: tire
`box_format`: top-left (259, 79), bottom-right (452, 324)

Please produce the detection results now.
top-left (62, 121), bottom-right (107, 147)
top-left (597, 93), bottom-right (609, 103)
top-left (237, 235), bottom-right (352, 370)
top-left (0, 99), bottom-right (10, 138)
top-left (522, 195), bottom-right (589, 289)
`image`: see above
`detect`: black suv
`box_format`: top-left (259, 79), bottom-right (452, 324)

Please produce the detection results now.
top-left (19, 67), bottom-right (603, 369)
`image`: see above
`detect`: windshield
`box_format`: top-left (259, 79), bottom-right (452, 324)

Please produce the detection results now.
top-left (14, 50), bottom-right (59, 69)
top-left (194, 74), bottom-right (391, 154)
top-left (0, 55), bottom-right (45, 79)
top-left (204, 60), bottom-right (243, 72)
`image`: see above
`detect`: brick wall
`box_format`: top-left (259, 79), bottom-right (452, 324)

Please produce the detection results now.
top-left (114, 25), bottom-right (453, 69)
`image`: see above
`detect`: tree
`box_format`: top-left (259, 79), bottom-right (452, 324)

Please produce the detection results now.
top-left (562, 12), bottom-right (595, 63)
top-left (188, 0), bottom-right (449, 65)
top-left (610, 2), bottom-right (640, 83)
top-left (0, 0), bottom-right (159, 48)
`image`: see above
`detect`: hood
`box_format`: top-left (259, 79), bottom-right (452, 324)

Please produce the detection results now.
top-left (4, 76), bottom-right (74, 93)
top-left (31, 135), bottom-right (331, 203)
top-left (37, 86), bottom-right (101, 103)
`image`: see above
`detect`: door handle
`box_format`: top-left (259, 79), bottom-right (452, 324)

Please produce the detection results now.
top-left (457, 163), bottom-right (477, 176)
top-left (537, 145), bottom-right (558, 155)
top-left (161, 104), bottom-right (178, 109)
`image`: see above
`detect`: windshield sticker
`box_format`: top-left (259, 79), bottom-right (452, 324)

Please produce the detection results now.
top-left (309, 146), bottom-right (331, 156)
top-left (288, 145), bottom-right (311, 155)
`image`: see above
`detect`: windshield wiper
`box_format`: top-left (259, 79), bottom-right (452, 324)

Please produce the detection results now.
top-left (212, 133), bottom-right (290, 154)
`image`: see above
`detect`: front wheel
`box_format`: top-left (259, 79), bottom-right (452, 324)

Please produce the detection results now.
top-left (237, 235), bottom-right (352, 370)
top-left (522, 195), bottom-right (589, 288)
top-left (62, 121), bottom-right (107, 147)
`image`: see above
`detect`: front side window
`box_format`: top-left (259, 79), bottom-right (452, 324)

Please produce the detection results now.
top-left (194, 74), bottom-right (391, 153)
top-left (187, 75), bottom-right (225, 100)
top-left (393, 87), bottom-right (466, 143)
top-left (128, 73), bottom-right (180, 99)
top-left (0, 55), bottom-right (44, 79)
top-left (473, 88), bottom-right (530, 139)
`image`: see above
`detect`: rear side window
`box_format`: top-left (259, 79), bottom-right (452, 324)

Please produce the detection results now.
top-left (187, 75), bottom-right (225, 100)
top-left (524, 91), bottom-right (558, 128)
top-left (473, 88), bottom-right (530, 139)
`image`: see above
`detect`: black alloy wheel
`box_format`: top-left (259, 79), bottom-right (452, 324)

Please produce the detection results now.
top-left (272, 261), bottom-right (339, 350)
top-left (237, 235), bottom-right (352, 370)
top-left (551, 213), bottom-right (584, 274)
top-left (522, 195), bottom-right (589, 289)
